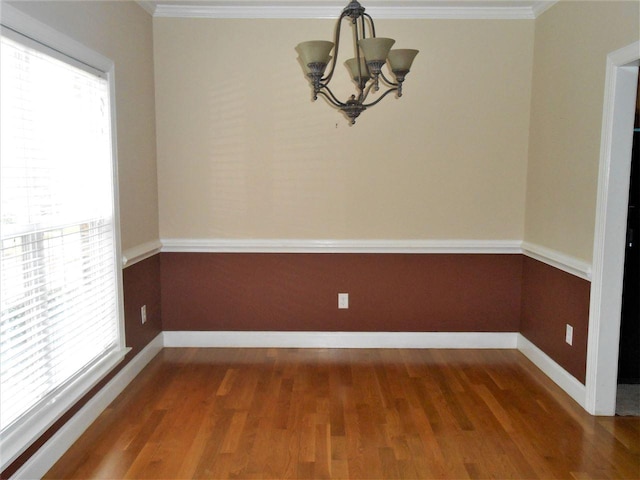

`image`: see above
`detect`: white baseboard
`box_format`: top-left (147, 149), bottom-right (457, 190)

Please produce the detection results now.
top-left (517, 334), bottom-right (586, 408)
top-left (165, 331), bottom-right (585, 410)
top-left (160, 238), bottom-right (523, 254)
top-left (162, 330), bottom-right (519, 349)
top-left (11, 334), bottom-right (163, 480)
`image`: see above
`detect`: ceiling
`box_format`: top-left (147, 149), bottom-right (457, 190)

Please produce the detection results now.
top-left (137, 0), bottom-right (558, 19)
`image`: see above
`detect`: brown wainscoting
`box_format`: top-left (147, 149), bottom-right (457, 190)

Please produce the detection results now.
top-left (123, 253), bottom-right (163, 352)
top-left (520, 256), bottom-right (591, 384)
top-left (1, 254), bottom-right (162, 480)
top-left (160, 253), bottom-right (523, 333)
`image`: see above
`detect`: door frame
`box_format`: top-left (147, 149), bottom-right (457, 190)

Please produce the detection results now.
top-left (587, 41), bottom-right (639, 415)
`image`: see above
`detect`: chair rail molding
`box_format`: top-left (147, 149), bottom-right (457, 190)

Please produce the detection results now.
top-left (122, 240), bottom-right (163, 267)
top-left (521, 241), bottom-right (592, 281)
top-left (160, 238), bottom-right (592, 282)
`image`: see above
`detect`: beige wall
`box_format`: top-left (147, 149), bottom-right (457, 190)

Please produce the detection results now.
top-left (524, 0), bottom-right (640, 262)
top-left (6, 0), bottom-right (160, 252)
top-left (154, 18), bottom-right (534, 240)
top-left (6, 1), bottom-right (637, 255)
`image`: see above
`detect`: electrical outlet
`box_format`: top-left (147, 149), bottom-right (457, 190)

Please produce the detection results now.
top-left (141, 305), bottom-right (147, 324)
top-left (338, 293), bottom-right (349, 309)
top-left (565, 324), bottom-right (573, 345)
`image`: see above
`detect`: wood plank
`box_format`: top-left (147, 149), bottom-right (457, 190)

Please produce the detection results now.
top-left (44, 348), bottom-right (640, 479)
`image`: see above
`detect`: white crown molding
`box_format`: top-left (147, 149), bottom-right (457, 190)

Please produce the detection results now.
top-left (521, 241), bottom-right (592, 281)
top-left (163, 330), bottom-right (518, 349)
top-left (136, 1), bottom-right (157, 15)
top-left (160, 237), bottom-right (523, 254)
top-left (146, 1), bottom-right (556, 19)
top-left (122, 239), bottom-right (163, 267)
top-left (530, 0), bottom-right (557, 17)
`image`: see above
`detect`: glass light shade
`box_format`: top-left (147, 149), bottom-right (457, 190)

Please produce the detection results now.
top-left (358, 37), bottom-right (395, 62)
top-left (296, 40), bottom-right (334, 65)
top-left (299, 58), bottom-right (310, 74)
top-left (345, 57), bottom-right (370, 83)
top-left (388, 49), bottom-right (419, 71)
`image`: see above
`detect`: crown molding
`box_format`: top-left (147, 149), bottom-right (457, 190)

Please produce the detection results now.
top-left (530, 0), bottom-right (557, 17)
top-left (141, 1), bottom-right (557, 19)
top-left (136, 1), bottom-right (157, 15)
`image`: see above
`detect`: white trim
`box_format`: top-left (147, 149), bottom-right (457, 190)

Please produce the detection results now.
top-left (521, 241), bottom-right (592, 280)
top-left (10, 334), bottom-right (163, 480)
top-left (162, 330), bottom-right (518, 349)
top-left (1, 348), bottom-right (130, 472)
top-left (0, 3), bottom-right (113, 72)
top-left (0, 6), bottom-right (129, 471)
top-left (363, 3), bottom-right (546, 20)
top-left (586, 42), bottom-right (639, 416)
top-left (148, 1), bottom-right (555, 19)
top-left (160, 238), bottom-right (522, 254)
top-left (136, 1), bottom-right (156, 15)
top-left (530, 0), bottom-right (557, 18)
top-left (122, 240), bottom-right (162, 267)
top-left (517, 334), bottom-right (586, 408)
top-left (161, 238), bottom-right (592, 281)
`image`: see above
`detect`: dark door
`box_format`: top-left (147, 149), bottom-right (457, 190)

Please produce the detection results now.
top-left (617, 110), bottom-right (640, 384)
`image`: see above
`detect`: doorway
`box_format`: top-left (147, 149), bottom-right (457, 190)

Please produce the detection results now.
top-left (587, 41), bottom-right (639, 416)
top-left (617, 85), bottom-right (640, 386)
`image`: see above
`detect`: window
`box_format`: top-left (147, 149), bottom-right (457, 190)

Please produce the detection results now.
top-left (0, 21), bottom-right (125, 469)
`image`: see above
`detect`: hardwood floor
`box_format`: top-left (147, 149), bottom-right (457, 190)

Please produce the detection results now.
top-left (45, 348), bottom-right (639, 479)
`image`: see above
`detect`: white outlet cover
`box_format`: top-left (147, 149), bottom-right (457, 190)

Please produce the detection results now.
top-left (565, 324), bottom-right (573, 345)
top-left (141, 305), bottom-right (147, 324)
top-left (338, 293), bottom-right (349, 309)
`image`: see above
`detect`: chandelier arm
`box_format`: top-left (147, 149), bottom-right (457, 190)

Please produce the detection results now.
top-left (359, 80), bottom-right (377, 103)
top-left (353, 14), bottom-right (367, 97)
top-left (363, 13), bottom-right (376, 37)
top-left (317, 88), bottom-right (348, 107)
top-left (362, 86), bottom-right (398, 108)
top-left (322, 11), bottom-right (350, 84)
top-left (378, 70), bottom-right (399, 87)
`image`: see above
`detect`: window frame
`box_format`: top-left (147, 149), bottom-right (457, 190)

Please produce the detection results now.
top-left (0, 4), bottom-right (127, 471)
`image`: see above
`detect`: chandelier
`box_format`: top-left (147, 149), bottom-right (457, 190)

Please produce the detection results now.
top-left (296, 0), bottom-right (419, 124)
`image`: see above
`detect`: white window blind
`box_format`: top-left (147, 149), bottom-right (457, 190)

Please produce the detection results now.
top-left (0, 27), bottom-right (124, 467)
